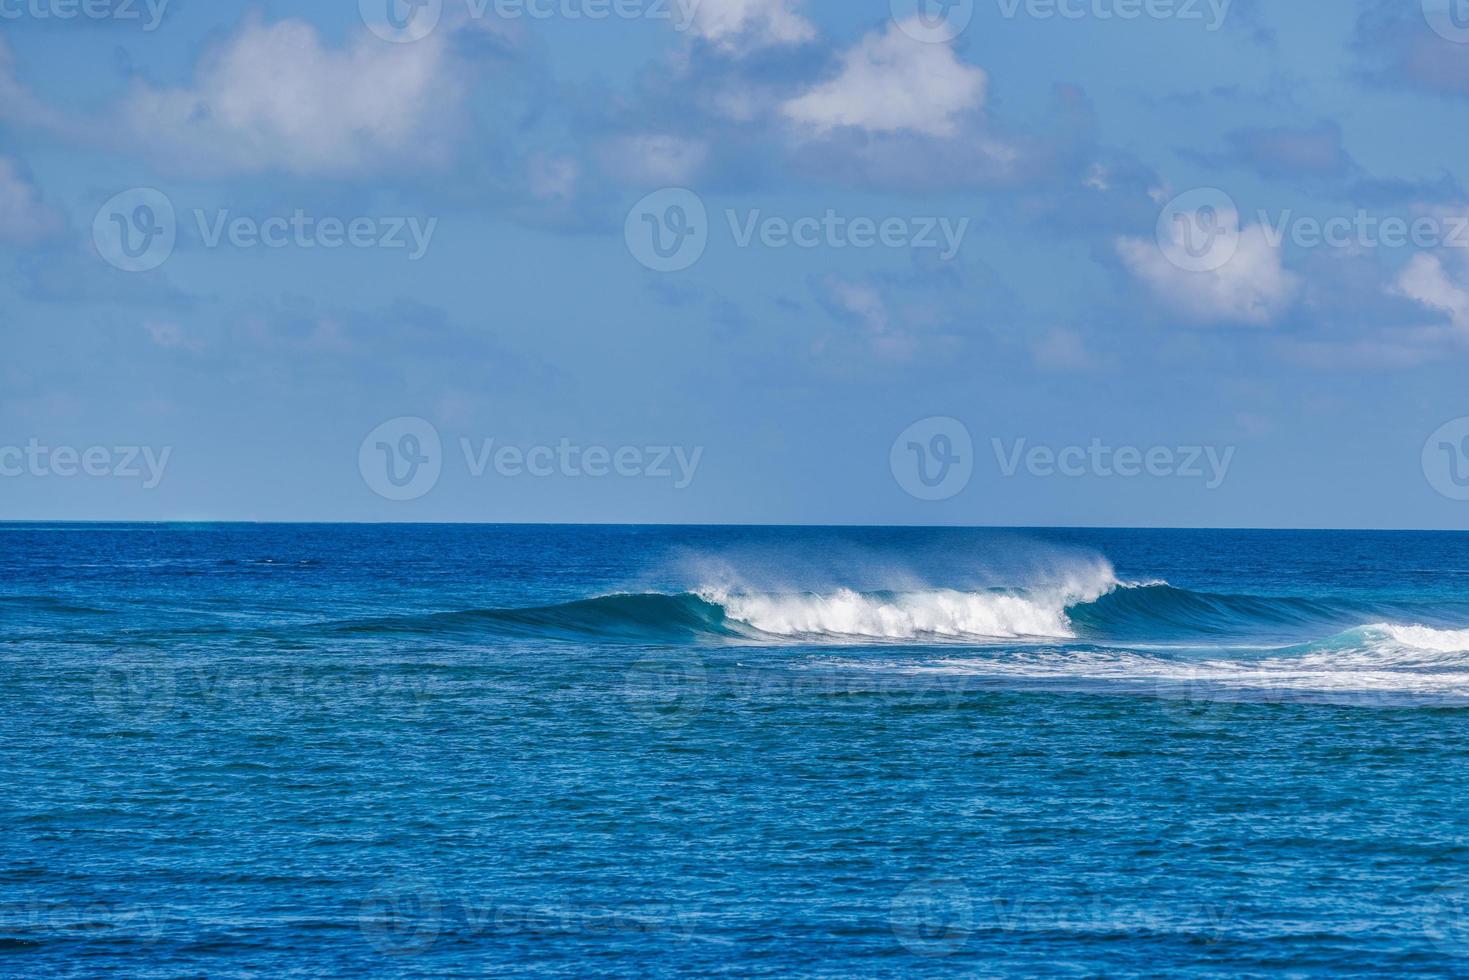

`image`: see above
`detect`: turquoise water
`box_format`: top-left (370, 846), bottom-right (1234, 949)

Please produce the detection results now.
top-left (3, 524), bottom-right (1468, 976)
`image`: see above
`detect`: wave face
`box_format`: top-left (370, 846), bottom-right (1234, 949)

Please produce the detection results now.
top-left (1065, 582), bottom-right (1360, 641)
top-left (331, 593), bottom-right (743, 643)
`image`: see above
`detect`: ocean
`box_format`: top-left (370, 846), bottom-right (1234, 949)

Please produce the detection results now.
top-left (3, 523), bottom-right (1468, 977)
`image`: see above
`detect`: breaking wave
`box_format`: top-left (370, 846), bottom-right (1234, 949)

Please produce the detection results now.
top-left (325, 572), bottom-right (1469, 654)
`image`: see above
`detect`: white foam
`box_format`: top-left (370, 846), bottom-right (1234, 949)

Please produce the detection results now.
top-left (1277, 623), bottom-right (1469, 671)
top-left (806, 653), bottom-right (1469, 705)
top-left (807, 621), bottom-right (1469, 703)
top-left (702, 564), bottom-right (1118, 641)
top-left (1374, 623), bottom-right (1469, 654)
top-left (706, 588), bottom-right (1073, 639)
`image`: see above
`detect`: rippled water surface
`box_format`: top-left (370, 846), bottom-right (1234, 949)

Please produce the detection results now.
top-left (3, 524), bottom-right (1468, 976)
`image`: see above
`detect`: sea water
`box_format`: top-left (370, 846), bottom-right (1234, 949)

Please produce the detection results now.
top-left (2, 524), bottom-right (1467, 976)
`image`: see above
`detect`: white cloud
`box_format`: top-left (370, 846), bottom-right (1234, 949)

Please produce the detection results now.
top-left (1394, 251), bottom-right (1469, 331)
top-left (821, 276), bottom-right (889, 333)
top-left (0, 157), bottom-right (62, 244)
top-left (685, 0), bottom-right (816, 53)
top-left (118, 16), bottom-right (465, 176)
top-left (599, 134), bottom-right (709, 185)
top-left (1116, 219), bottom-right (1300, 326)
top-left (1389, 207), bottom-right (1469, 333)
top-left (0, 17), bottom-right (469, 177)
top-left (782, 19), bottom-right (987, 138)
top-left (814, 274), bottom-right (934, 360)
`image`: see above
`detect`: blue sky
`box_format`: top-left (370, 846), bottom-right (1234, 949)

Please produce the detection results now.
top-left (3, 0), bottom-right (1469, 527)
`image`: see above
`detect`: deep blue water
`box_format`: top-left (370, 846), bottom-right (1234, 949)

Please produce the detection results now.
top-left (3, 524), bottom-right (1468, 977)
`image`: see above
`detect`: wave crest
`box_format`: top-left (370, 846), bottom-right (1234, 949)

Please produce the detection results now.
top-left (1375, 623), bottom-right (1469, 654)
top-left (704, 587), bottom-right (1082, 640)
